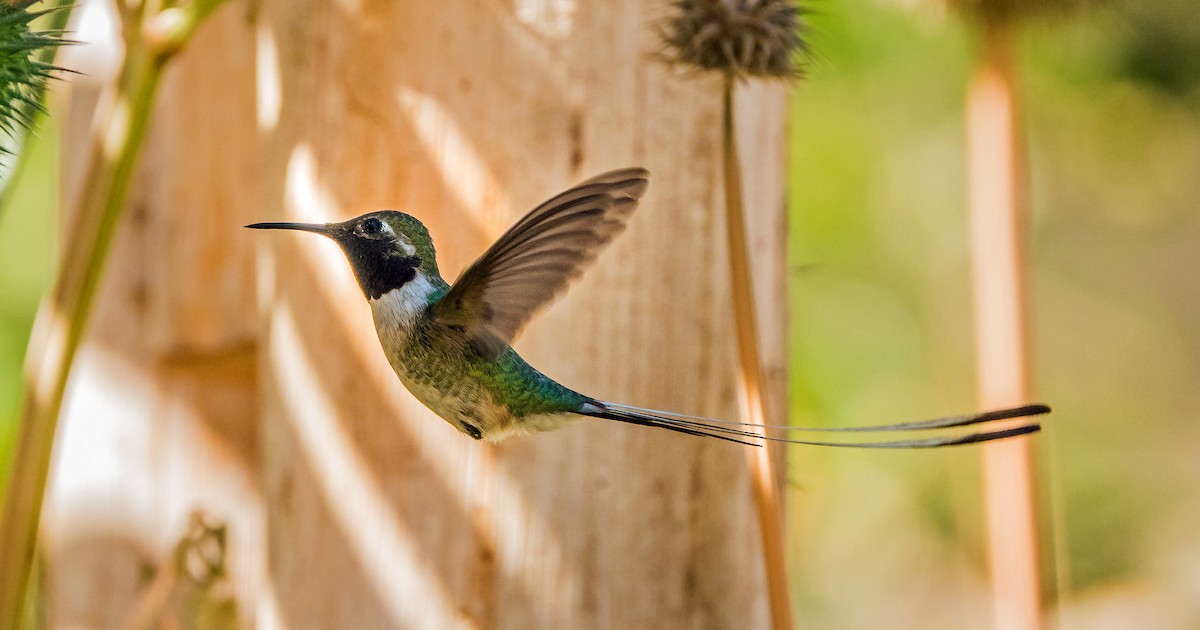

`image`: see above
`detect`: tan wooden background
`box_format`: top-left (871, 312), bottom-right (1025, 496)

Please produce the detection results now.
top-left (44, 1), bottom-right (788, 628)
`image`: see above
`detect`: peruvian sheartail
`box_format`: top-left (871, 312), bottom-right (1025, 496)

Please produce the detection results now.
top-left (247, 168), bottom-right (1047, 447)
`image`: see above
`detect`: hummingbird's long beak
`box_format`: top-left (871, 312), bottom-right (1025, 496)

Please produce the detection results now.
top-left (245, 221), bottom-right (338, 237)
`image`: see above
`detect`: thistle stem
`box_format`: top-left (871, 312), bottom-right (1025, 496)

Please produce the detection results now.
top-left (0, 44), bottom-right (161, 630)
top-left (966, 17), bottom-right (1045, 630)
top-left (0, 3), bottom-right (224, 624)
top-left (721, 74), bottom-right (793, 630)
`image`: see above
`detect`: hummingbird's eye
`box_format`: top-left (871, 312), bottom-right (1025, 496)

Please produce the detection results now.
top-left (362, 217), bottom-right (383, 235)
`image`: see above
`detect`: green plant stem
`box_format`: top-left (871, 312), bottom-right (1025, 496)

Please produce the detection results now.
top-left (0, 0), bottom-right (227, 619)
top-left (721, 74), bottom-right (793, 630)
top-left (0, 39), bottom-right (163, 628)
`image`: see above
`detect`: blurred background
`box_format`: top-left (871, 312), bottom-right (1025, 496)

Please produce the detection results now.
top-left (1, 0), bottom-right (1198, 628)
top-left (786, 0), bottom-right (1200, 627)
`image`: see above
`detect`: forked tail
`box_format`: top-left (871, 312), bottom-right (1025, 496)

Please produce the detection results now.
top-left (577, 402), bottom-right (1048, 448)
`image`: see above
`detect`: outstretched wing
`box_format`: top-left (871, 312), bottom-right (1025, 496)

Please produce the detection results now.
top-left (434, 168), bottom-right (650, 358)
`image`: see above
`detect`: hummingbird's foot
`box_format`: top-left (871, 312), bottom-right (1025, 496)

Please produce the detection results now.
top-left (461, 422), bottom-right (483, 440)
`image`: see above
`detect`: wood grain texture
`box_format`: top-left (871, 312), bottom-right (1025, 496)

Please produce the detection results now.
top-left (257, 2), bottom-right (787, 628)
top-left (144, 0), bottom-right (261, 357)
top-left (44, 3), bottom-right (263, 628)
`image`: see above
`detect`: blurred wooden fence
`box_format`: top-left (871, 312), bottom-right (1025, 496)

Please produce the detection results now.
top-left (44, 1), bottom-right (787, 628)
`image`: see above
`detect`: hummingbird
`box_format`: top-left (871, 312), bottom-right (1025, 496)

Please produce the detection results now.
top-left (248, 168), bottom-right (1047, 447)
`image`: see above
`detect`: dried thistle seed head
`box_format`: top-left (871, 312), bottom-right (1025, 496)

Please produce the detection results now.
top-left (658, 0), bottom-right (807, 80)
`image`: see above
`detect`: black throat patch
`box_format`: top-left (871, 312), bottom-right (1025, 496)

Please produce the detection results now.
top-left (338, 236), bottom-right (423, 300)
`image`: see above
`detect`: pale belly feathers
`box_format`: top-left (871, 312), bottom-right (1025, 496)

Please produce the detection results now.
top-left (367, 276), bottom-right (570, 441)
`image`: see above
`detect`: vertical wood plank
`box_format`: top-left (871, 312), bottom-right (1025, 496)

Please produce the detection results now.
top-left (257, 2), bottom-right (786, 628)
top-left (44, 3), bottom-right (263, 628)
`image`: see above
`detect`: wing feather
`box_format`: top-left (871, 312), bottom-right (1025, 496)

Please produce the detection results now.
top-left (435, 168), bottom-right (650, 357)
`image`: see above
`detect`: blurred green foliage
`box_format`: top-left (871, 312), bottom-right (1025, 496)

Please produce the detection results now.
top-left (0, 119), bottom-right (57, 504)
top-left (0, 4), bottom-right (66, 497)
top-left (787, 0), bottom-right (1200, 626)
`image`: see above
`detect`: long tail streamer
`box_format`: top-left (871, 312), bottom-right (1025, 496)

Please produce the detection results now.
top-left (581, 403), bottom-right (1048, 448)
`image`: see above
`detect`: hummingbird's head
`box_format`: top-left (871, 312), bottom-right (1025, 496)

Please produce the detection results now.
top-left (247, 211), bottom-right (440, 300)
